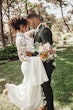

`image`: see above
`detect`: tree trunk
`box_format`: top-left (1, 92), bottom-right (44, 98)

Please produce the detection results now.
top-left (25, 1), bottom-right (28, 15)
top-left (0, 0), bottom-right (6, 48)
top-left (60, 2), bottom-right (71, 32)
top-left (7, 0), bottom-right (14, 46)
top-left (37, 2), bottom-right (41, 20)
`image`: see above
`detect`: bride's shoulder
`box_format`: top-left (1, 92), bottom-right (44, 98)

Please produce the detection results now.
top-left (16, 32), bottom-right (25, 44)
top-left (16, 32), bottom-right (24, 38)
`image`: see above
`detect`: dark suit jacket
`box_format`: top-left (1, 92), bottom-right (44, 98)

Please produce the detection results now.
top-left (34, 25), bottom-right (52, 44)
top-left (33, 24), bottom-right (55, 79)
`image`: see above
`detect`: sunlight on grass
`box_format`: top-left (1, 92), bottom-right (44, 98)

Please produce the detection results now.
top-left (65, 61), bottom-right (73, 65)
top-left (57, 48), bottom-right (67, 51)
top-left (59, 57), bottom-right (66, 61)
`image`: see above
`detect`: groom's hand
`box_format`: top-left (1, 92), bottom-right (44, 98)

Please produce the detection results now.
top-left (26, 52), bottom-right (32, 56)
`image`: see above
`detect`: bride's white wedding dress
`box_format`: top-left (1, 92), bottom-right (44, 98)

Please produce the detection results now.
top-left (5, 30), bottom-right (49, 110)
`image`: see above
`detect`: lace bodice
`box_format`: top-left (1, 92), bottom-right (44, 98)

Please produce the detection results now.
top-left (16, 30), bottom-right (35, 62)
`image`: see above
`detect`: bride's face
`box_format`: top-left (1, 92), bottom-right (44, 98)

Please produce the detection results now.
top-left (20, 24), bottom-right (29, 33)
top-left (24, 25), bottom-right (29, 32)
top-left (20, 25), bottom-right (25, 32)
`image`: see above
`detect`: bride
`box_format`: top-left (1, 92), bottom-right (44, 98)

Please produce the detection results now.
top-left (3, 17), bottom-right (49, 110)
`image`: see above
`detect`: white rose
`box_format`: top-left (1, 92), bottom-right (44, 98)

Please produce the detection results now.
top-left (43, 42), bottom-right (50, 51)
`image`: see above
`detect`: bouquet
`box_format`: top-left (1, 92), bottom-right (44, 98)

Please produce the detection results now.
top-left (34, 42), bottom-right (57, 62)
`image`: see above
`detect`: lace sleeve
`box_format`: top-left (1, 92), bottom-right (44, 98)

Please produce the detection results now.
top-left (25, 29), bottom-right (36, 38)
top-left (16, 34), bottom-right (28, 62)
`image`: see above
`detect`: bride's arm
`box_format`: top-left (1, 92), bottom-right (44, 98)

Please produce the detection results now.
top-left (17, 47), bottom-right (27, 62)
top-left (25, 29), bottom-right (36, 38)
top-left (17, 45), bottom-right (31, 62)
top-left (16, 37), bottom-right (28, 62)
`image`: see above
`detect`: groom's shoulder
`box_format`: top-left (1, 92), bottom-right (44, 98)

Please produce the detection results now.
top-left (40, 26), bottom-right (52, 35)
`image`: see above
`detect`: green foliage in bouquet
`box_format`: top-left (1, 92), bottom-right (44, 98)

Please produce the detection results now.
top-left (34, 42), bottom-right (43, 52)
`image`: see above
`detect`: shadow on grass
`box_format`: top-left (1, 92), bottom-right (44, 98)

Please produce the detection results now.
top-left (52, 46), bottom-right (73, 106)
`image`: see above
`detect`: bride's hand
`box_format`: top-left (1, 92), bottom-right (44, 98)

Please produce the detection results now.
top-left (3, 89), bottom-right (8, 97)
top-left (26, 52), bottom-right (32, 56)
top-left (42, 22), bottom-right (48, 28)
top-left (38, 107), bottom-right (48, 110)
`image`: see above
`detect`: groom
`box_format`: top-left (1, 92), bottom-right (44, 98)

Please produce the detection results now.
top-left (27, 13), bottom-right (55, 110)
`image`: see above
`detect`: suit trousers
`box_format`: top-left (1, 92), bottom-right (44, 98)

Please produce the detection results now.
top-left (41, 61), bottom-right (55, 110)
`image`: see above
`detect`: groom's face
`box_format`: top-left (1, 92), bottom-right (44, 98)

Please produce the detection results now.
top-left (28, 18), bottom-right (40, 29)
top-left (28, 19), bottom-right (36, 29)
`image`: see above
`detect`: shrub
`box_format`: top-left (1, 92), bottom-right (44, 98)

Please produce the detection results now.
top-left (0, 46), bottom-right (18, 60)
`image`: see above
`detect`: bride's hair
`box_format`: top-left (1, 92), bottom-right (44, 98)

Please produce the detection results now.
top-left (9, 17), bottom-right (29, 31)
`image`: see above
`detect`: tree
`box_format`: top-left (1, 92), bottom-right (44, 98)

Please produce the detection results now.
top-left (6, 0), bottom-right (13, 46)
top-left (0, 0), bottom-right (6, 48)
top-left (45, 0), bottom-right (72, 32)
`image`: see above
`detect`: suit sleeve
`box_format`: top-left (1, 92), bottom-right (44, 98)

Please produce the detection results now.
top-left (41, 27), bottom-right (53, 44)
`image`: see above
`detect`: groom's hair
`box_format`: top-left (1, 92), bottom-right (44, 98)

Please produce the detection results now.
top-left (27, 13), bottom-right (39, 19)
top-left (27, 13), bottom-right (43, 22)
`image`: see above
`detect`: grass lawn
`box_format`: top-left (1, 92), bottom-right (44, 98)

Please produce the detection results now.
top-left (0, 60), bottom-right (22, 85)
top-left (0, 46), bottom-right (73, 110)
top-left (52, 46), bottom-right (73, 109)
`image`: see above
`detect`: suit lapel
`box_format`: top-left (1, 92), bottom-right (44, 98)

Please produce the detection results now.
top-left (34, 24), bottom-right (43, 43)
